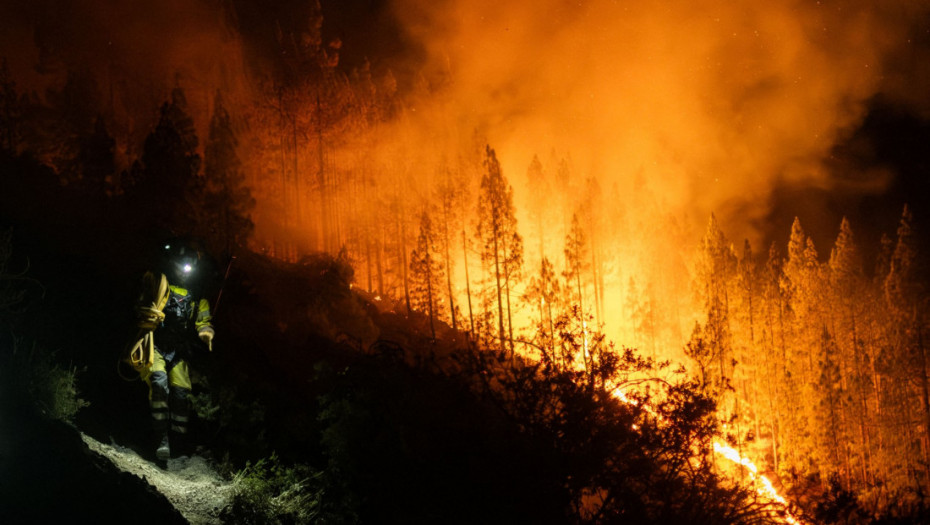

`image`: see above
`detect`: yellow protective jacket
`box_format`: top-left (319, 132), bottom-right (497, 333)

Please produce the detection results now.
top-left (162, 282), bottom-right (214, 342)
top-left (129, 272), bottom-right (213, 372)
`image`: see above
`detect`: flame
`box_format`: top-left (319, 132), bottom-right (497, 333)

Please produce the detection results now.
top-left (610, 388), bottom-right (803, 524)
top-left (712, 442), bottom-right (803, 525)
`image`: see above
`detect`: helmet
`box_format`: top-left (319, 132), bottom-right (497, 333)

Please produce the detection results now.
top-left (163, 241), bottom-right (201, 285)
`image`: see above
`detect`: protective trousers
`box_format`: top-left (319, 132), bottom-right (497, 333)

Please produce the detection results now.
top-left (140, 350), bottom-right (191, 440)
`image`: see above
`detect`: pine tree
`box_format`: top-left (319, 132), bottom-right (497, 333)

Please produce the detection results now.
top-left (883, 205), bottom-right (930, 486)
top-left (410, 211), bottom-right (446, 339)
top-left (459, 130), bottom-right (485, 339)
top-left (580, 176), bottom-right (606, 320)
top-left (523, 256), bottom-right (560, 365)
top-left (780, 217), bottom-right (822, 478)
top-left (434, 160), bottom-right (467, 331)
top-left (827, 217), bottom-right (873, 486)
top-left (524, 154), bottom-right (550, 258)
top-left (760, 242), bottom-right (788, 474)
top-left (204, 91), bottom-right (255, 257)
top-left (731, 239), bottom-right (759, 465)
top-left (476, 145), bottom-right (523, 354)
top-left (563, 213), bottom-right (592, 375)
top-left (693, 214), bottom-right (736, 395)
top-left (625, 276), bottom-right (656, 362)
top-left (814, 326), bottom-right (846, 486)
top-left (130, 87), bottom-right (203, 233)
top-left (884, 205), bottom-right (919, 309)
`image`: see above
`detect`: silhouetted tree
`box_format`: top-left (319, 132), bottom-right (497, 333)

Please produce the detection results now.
top-left (476, 145), bottom-right (523, 354)
top-left (563, 213), bottom-right (591, 374)
top-left (409, 211), bottom-right (446, 339)
top-left (434, 159), bottom-right (466, 331)
top-left (523, 256), bottom-right (560, 364)
top-left (204, 91), bottom-right (254, 257)
top-left (128, 87), bottom-right (203, 233)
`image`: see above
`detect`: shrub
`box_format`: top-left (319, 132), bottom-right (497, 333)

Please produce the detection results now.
top-left (27, 350), bottom-right (90, 422)
top-left (226, 453), bottom-right (327, 525)
top-left (1, 340), bottom-right (90, 423)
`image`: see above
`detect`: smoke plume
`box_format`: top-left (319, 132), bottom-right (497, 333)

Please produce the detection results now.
top-left (389, 0), bottom-right (930, 243)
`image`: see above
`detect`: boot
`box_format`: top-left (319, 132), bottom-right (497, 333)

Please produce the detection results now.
top-left (156, 433), bottom-right (171, 461)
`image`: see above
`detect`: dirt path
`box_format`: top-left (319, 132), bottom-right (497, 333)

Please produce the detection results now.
top-left (81, 433), bottom-right (234, 524)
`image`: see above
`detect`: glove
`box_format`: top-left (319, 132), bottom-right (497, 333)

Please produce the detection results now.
top-left (199, 329), bottom-right (214, 352)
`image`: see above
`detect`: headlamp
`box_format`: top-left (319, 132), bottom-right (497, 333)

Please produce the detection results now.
top-left (174, 257), bottom-right (196, 281)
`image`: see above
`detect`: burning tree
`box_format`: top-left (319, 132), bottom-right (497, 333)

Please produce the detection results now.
top-left (523, 256), bottom-right (561, 365)
top-left (476, 145), bottom-right (523, 355)
top-left (409, 211), bottom-right (446, 339)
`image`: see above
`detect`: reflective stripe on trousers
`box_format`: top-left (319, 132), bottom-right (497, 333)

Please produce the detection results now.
top-left (142, 351), bottom-right (192, 436)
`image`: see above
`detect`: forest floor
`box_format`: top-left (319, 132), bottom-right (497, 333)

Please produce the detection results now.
top-left (81, 433), bottom-right (233, 524)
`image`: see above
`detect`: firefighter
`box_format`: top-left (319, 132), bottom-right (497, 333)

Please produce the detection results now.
top-left (136, 240), bottom-right (214, 461)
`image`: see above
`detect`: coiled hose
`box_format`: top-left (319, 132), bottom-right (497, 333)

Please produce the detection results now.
top-left (118, 272), bottom-right (169, 380)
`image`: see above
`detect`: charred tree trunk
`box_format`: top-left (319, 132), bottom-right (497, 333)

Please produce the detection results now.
top-left (376, 223), bottom-right (385, 296)
top-left (426, 244), bottom-right (436, 340)
top-left (317, 94), bottom-right (327, 252)
top-left (292, 111), bottom-right (301, 237)
top-left (576, 270), bottom-right (589, 381)
top-left (591, 245), bottom-right (601, 322)
top-left (463, 229), bottom-right (475, 336)
top-left (399, 216), bottom-right (411, 313)
top-left (365, 224), bottom-right (373, 292)
top-left (493, 227), bottom-right (506, 353)
top-left (443, 219), bottom-right (457, 330)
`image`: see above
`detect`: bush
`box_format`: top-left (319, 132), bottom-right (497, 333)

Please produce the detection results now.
top-left (25, 347), bottom-right (90, 422)
top-left (0, 339), bottom-right (90, 423)
top-left (226, 453), bottom-right (328, 525)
